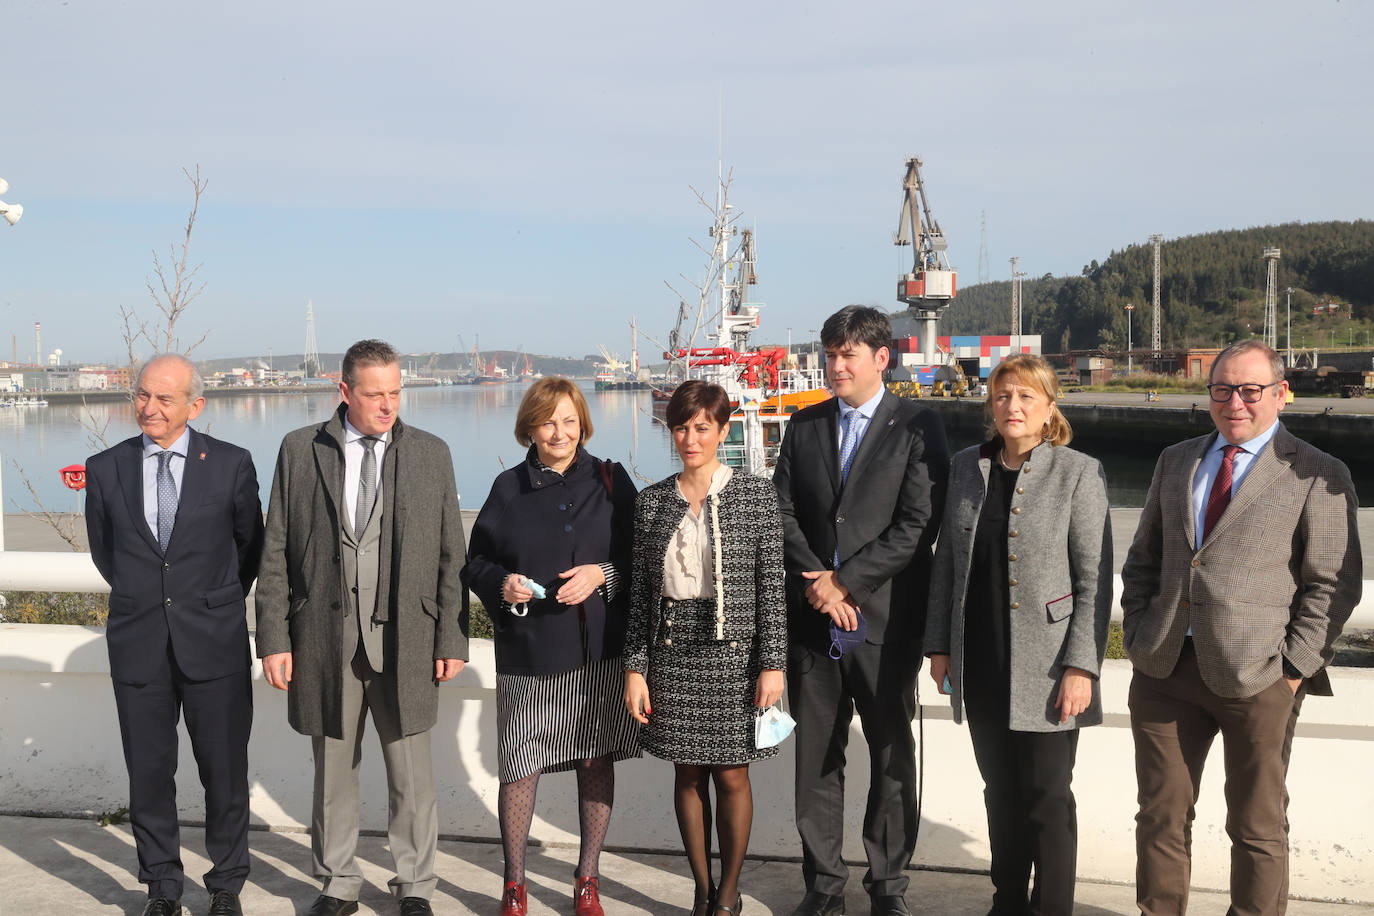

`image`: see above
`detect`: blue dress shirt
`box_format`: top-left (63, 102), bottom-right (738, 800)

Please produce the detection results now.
top-left (142, 427), bottom-right (191, 539)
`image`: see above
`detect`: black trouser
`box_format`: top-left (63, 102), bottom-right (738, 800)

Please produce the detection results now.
top-left (787, 638), bottom-right (919, 898)
top-left (112, 642), bottom-right (253, 900)
top-left (964, 701), bottom-right (1079, 916)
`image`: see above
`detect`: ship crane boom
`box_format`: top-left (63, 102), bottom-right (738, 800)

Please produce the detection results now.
top-left (893, 155), bottom-right (957, 367)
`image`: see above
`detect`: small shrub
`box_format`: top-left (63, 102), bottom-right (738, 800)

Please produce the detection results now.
top-left (1106, 622), bottom-right (1125, 660)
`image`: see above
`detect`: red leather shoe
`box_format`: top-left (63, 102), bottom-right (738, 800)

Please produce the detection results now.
top-left (574, 875), bottom-right (605, 916)
top-left (499, 881), bottom-right (527, 916)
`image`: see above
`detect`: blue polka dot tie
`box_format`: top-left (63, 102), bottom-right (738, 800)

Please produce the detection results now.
top-left (156, 451), bottom-right (177, 552)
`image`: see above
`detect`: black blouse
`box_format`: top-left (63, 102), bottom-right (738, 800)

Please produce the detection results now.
top-left (961, 460), bottom-right (1018, 711)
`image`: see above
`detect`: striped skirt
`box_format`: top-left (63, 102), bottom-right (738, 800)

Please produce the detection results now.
top-left (495, 655), bottom-right (641, 783)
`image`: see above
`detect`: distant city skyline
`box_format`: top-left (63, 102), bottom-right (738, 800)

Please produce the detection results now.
top-left (3, 1), bottom-right (1371, 365)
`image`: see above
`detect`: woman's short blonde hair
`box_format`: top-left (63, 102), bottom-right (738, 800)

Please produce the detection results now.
top-left (514, 377), bottom-right (593, 446)
top-left (984, 354), bottom-right (1073, 447)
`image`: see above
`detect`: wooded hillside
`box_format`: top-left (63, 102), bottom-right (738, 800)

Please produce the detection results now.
top-left (928, 220), bottom-right (1374, 353)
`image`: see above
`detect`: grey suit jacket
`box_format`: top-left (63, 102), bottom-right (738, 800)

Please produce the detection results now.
top-left (255, 405), bottom-right (468, 739)
top-left (926, 441), bottom-right (1113, 731)
top-left (1120, 422), bottom-right (1360, 698)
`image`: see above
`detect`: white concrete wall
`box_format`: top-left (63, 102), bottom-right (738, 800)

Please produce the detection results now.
top-left (2, 624), bottom-right (1371, 903)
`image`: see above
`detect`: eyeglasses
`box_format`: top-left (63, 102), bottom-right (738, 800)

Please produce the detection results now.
top-left (1206, 382), bottom-right (1280, 403)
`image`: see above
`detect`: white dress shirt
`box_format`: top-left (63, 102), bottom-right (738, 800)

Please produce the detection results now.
top-left (343, 418), bottom-right (388, 527)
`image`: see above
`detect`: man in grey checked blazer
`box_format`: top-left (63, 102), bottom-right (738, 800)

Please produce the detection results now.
top-left (1120, 339), bottom-right (1361, 916)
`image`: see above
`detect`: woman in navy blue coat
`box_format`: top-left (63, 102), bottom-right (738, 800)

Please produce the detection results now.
top-left (464, 377), bottom-right (638, 916)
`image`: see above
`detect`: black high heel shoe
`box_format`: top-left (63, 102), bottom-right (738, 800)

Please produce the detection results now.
top-left (714, 893), bottom-right (743, 915)
top-left (689, 885), bottom-right (717, 916)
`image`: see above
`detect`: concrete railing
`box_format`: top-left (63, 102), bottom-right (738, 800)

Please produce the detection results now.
top-left (2, 565), bottom-right (1373, 902)
top-left (5, 551), bottom-right (1374, 629)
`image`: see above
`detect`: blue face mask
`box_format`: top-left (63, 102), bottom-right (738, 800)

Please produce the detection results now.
top-left (755, 705), bottom-right (796, 749)
top-left (828, 612), bottom-right (868, 659)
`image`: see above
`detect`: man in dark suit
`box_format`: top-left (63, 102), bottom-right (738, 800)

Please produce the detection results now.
top-left (1122, 339), bottom-right (1361, 916)
top-left (255, 339), bottom-right (467, 916)
top-left (85, 354), bottom-right (265, 916)
top-left (773, 306), bottom-right (949, 916)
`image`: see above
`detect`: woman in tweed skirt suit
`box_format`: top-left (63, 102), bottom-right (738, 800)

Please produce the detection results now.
top-left (624, 380), bottom-right (787, 916)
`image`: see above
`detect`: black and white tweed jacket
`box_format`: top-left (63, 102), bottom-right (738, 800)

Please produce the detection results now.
top-left (624, 471), bottom-right (787, 675)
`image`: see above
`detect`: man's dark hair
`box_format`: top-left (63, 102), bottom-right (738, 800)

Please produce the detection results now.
top-left (820, 305), bottom-right (892, 354)
top-left (341, 339), bottom-right (400, 387)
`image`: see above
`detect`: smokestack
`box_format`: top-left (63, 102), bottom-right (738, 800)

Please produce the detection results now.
top-left (34, 322), bottom-right (40, 368)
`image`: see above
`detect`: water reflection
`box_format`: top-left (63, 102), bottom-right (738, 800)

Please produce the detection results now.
top-left (0, 384), bottom-right (677, 512)
top-left (3, 386), bottom-right (1363, 512)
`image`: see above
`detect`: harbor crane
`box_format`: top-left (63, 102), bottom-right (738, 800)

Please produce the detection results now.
top-left (894, 156), bottom-right (957, 366)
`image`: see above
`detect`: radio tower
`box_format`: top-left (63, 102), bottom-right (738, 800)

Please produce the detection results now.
top-left (303, 300), bottom-right (321, 377)
top-left (978, 210), bottom-right (990, 283)
top-left (1149, 234), bottom-right (1163, 356)
top-left (1263, 248), bottom-right (1281, 351)
top-left (1009, 256), bottom-right (1021, 344)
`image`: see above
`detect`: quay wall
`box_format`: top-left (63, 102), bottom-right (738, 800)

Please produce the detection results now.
top-left (2, 624), bottom-right (1372, 903)
top-left (922, 398), bottom-right (1374, 473)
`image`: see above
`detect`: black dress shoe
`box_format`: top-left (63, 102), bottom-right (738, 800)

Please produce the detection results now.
top-left (208, 890), bottom-right (243, 916)
top-left (306, 895), bottom-right (359, 916)
top-left (792, 891), bottom-right (845, 916)
top-left (870, 895), bottom-right (912, 916)
top-left (141, 899), bottom-right (181, 916)
top-left (399, 898), bottom-right (433, 916)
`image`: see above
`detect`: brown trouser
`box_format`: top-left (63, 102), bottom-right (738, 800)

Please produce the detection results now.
top-left (1129, 640), bottom-right (1305, 916)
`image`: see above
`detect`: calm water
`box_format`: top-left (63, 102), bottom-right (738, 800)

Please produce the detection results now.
top-left (0, 383), bottom-right (678, 515)
top-left (0, 383), bottom-right (1289, 514)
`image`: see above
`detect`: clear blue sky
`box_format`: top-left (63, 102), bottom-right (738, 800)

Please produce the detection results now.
top-left (3, 0), bottom-right (1370, 365)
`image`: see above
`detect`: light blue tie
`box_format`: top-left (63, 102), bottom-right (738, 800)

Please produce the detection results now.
top-left (839, 407), bottom-right (862, 483)
top-left (834, 408), bottom-right (862, 569)
top-left (156, 451), bottom-right (177, 552)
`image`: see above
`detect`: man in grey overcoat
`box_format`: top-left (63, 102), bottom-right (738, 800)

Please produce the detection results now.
top-left (256, 339), bottom-right (467, 916)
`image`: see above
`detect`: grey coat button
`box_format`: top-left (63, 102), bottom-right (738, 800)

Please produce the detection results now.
top-left (164, 598), bottom-right (172, 606)
top-left (1011, 507), bottom-right (1022, 515)
top-left (1009, 578), bottom-right (1018, 586)
top-left (1010, 602), bottom-right (1020, 610)
top-left (1009, 554), bottom-right (1019, 562)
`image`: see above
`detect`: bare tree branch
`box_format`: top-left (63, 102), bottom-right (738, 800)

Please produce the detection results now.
top-left (8, 459), bottom-right (83, 551)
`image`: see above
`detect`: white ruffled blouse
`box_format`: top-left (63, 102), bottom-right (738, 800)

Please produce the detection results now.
top-left (661, 465), bottom-right (734, 600)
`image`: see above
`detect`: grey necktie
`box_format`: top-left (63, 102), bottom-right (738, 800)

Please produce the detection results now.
top-left (156, 451), bottom-right (177, 552)
top-left (355, 436), bottom-right (379, 537)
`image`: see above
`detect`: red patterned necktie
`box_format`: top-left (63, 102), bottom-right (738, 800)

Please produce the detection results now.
top-left (1202, 444), bottom-right (1241, 541)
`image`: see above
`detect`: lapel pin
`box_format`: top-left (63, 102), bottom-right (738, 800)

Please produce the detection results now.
top-left (199, 452), bottom-right (207, 461)
top-left (887, 418), bottom-right (895, 426)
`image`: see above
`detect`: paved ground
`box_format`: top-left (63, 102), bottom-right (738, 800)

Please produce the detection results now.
top-left (1, 815), bottom-right (1370, 915)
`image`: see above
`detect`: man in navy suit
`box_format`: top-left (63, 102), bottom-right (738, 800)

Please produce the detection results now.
top-left (85, 354), bottom-right (265, 916)
top-left (774, 307), bottom-right (948, 916)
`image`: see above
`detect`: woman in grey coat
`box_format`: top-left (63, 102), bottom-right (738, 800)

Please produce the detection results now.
top-left (925, 354), bottom-right (1112, 916)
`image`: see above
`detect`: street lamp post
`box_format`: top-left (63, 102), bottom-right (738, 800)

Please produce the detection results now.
top-left (1285, 287), bottom-right (1293, 366)
top-left (1124, 303), bottom-right (1134, 374)
top-left (0, 177), bottom-right (22, 550)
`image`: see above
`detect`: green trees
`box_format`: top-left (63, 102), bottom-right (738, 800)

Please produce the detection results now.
top-left (935, 220), bottom-right (1374, 353)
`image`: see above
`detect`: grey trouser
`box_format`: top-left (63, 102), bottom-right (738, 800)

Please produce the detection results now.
top-left (311, 649), bottom-right (438, 901)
